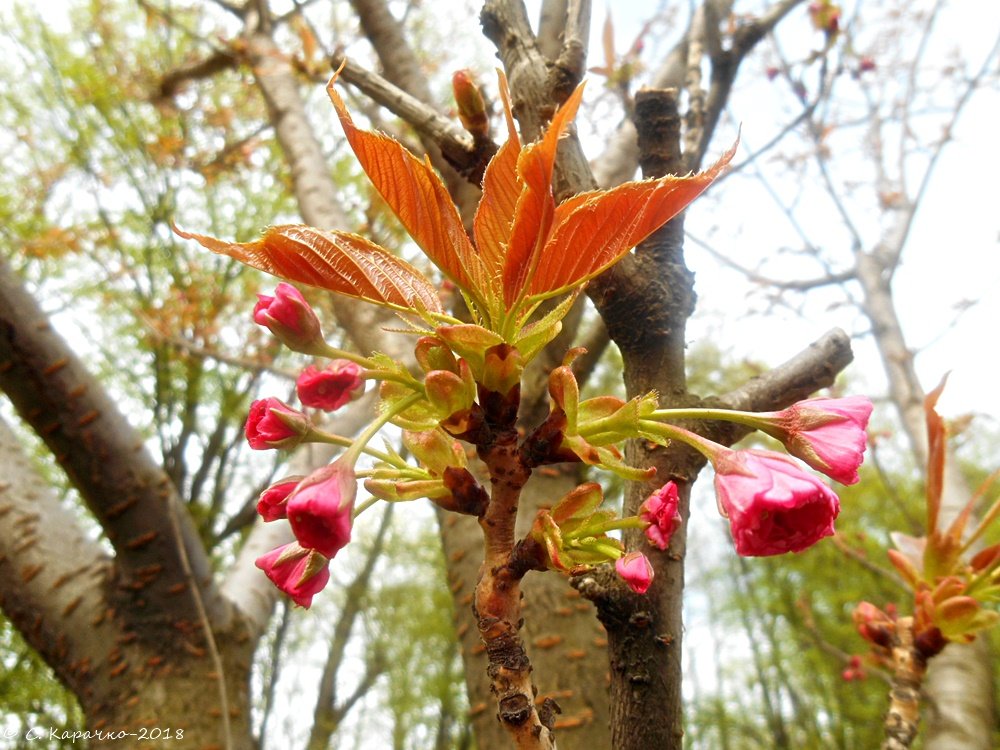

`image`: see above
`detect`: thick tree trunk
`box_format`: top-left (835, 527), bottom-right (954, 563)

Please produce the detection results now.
top-left (0, 416), bottom-right (257, 749)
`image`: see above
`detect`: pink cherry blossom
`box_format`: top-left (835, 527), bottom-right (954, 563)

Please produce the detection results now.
top-left (640, 481), bottom-right (682, 550)
top-left (297, 361), bottom-right (365, 411)
top-left (255, 543), bottom-right (330, 608)
top-left (245, 398), bottom-right (310, 450)
top-left (713, 449), bottom-right (840, 556)
top-left (256, 475), bottom-right (304, 521)
top-left (286, 462), bottom-right (356, 558)
top-left (769, 396), bottom-right (872, 485)
top-left (253, 282), bottom-right (324, 353)
top-left (616, 551), bottom-right (654, 594)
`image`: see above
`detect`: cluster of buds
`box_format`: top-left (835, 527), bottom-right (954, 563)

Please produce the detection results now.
top-left (841, 654), bottom-right (867, 682)
top-left (244, 279), bottom-right (876, 604)
top-left (808, 0), bottom-right (841, 39)
top-left (850, 381), bottom-right (1000, 698)
top-left (183, 68), bottom-right (875, 611)
top-left (245, 283), bottom-right (377, 607)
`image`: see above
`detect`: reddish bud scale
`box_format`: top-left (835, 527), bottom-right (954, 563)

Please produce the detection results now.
top-left (441, 466), bottom-right (490, 516)
top-left (452, 69), bottom-right (490, 140)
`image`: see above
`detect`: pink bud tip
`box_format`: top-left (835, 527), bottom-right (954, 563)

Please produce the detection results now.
top-left (616, 551), bottom-right (654, 594)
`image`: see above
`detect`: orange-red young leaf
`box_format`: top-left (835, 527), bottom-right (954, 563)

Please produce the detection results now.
top-left (472, 71), bottom-right (521, 278)
top-left (528, 140), bottom-right (736, 299)
top-left (175, 225), bottom-right (443, 314)
top-left (502, 83), bottom-right (587, 308)
top-left (924, 374), bottom-right (949, 533)
top-left (326, 74), bottom-right (488, 306)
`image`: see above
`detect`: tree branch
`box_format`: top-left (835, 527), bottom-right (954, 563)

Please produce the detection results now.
top-left (156, 49), bottom-right (239, 101)
top-left (549, 0), bottom-right (591, 101)
top-left (346, 0), bottom-right (483, 216)
top-left (328, 54), bottom-right (494, 183)
top-left (0, 416), bottom-right (112, 695)
top-left (0, 259), bottom-right (227, 626)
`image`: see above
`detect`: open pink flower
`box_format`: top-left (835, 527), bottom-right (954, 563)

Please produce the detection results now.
top-left (245, 398), bottom-right (311, 450)
top-left (766, 396), bottom-right (872, 485)
top-left (286, 462), bottom-right (356, 558)
top-left (254, 282), bottom-right (324, 353)
top-left (616, 551), bottom-right (654, 594)
top-left (713, 449), bottom-right (840, 556)
top-left (256, 475), bottom-right (304, 521)
top-left (640, 481), bottom-right (682, 550)
top-left (297, 361), bottom-right (365, 411)
top-left (255, 542), bottom-right (330, 608)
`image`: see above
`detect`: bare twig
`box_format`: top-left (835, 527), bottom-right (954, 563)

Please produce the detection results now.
top-left (685, 232), bottom-right (856, 292)
top-left (156, 49), bottom-right (239, 100)
top-left (829, 535), bottom-right (908, 591)
top-left (328, 55), bottom-right (492, 182)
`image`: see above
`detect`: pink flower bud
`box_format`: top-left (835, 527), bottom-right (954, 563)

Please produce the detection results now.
top-left (841, 655), bottom-right (867, 681)
top-left (771, 396), bottom-right (872, 485)
top-left (616, 551), bottom-right (654, 594)
top-left (256, 475), bottom-right (305, 521)
top-left (286, 462), bottom-right (356, 558)
top-left (255, 542), bottom-right (330, 608)
top-left (640, 481), bottom-right (683, 550)
top-left (253, 282), bottom-right (324, 353)
top-left (713, 449), bottom-right (840, 556)
top-left (245, 398), bottom-right (312, 450)
top-left (296, 361), bottom-right (365, 412)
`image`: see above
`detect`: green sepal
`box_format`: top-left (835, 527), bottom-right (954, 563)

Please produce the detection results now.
top-left (551, 482), bottom-right (604, 525)
top-left (513, 293), bottom-right (577, 362)
top-left (578, 391), bottom-right (659, 446)
top-left (379, 381), bottom-right (439, 430)
top-left (560, 434), bottom-right (656, 481)
top-left (403, 428), bottom-right (467, 475)
top-left (435, 324), bottom-right (503, 379)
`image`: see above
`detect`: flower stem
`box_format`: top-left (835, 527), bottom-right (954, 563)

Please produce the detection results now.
top-left (309, 431), bottom-right (404, 468)
top-left (342, 392), bottom-right (423, 468)
top-left (648, 406), bottom-right (773, 432)
top-left (579, 516), bottom-right (648, 536)
top-left (317, 342), bottom-right (378, 368)
top-left (352, 496), bottom-right (379, 520)
top-left (638, 419), bottom-right (724, 464)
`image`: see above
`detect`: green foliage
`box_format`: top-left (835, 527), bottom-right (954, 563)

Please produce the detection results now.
top-left (0, 619), bottom-right (83, 750)
top-left (363, 516), bottom-right (471, 750)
